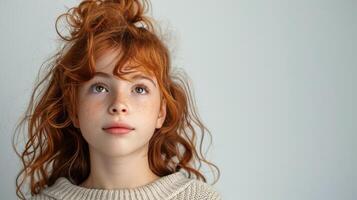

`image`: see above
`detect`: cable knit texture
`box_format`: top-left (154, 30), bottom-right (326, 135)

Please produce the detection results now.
top-left (29, 171), bottom-right (221, 200)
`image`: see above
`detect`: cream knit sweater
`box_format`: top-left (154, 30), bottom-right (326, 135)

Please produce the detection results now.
top-left (29, 171), bottom-right (221, 200)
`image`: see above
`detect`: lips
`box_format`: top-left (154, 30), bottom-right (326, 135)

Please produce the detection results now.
top-left (103, 122), bottom-right (135, 130)
top-left (103, 122), bottom-right (135, 135)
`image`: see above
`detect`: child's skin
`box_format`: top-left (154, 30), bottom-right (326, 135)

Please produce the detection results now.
top-left (73, 48), bottom-right (167, 189)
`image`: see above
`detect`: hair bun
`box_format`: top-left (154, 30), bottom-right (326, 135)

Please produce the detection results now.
top-left (105, 0), bottom-right (149, 24)
top-left (57, 0), bottom-right (152, 41)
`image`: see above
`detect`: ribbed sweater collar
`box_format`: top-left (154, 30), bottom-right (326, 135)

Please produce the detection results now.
top-left (43, 171), bottom-right (193, 200)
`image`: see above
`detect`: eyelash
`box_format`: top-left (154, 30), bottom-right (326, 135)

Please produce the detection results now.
top-left (90, 82), bottom-right (150, 95)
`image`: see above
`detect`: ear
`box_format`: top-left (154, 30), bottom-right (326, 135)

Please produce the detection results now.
top-left (71, 114), bottom-right (80, 128)
top-left (155, 99), bottom-right (167, 129)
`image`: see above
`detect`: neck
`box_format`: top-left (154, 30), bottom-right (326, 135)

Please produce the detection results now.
top-left (80, 146), bottom-right (160, 189)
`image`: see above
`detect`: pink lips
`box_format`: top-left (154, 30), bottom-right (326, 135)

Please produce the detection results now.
top-left (103, 122), bottom-right (134, 135)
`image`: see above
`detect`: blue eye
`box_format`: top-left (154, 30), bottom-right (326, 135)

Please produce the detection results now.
top-left (134, 85), bottom-right (149, 94)
top-left (90, 82), bottom-right (148, 95)
top-left (91, 83), bottom-right (109, 93)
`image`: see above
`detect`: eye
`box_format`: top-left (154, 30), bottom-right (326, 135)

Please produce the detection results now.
top-left (133, 84), bottom-right (149, 95)
top-left (91, 82), bottom-right (109, 93)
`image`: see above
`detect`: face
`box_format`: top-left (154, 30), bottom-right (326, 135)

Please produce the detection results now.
top-left (74, 50), bottom-right (166, 158)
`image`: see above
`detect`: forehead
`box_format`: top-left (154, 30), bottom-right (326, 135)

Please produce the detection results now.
top-left (95, 49), bottom-right (154, 78)
top-left (94, 50), bottom-right (157, 86)
top-left (95, 49), bottom-right (120, 71)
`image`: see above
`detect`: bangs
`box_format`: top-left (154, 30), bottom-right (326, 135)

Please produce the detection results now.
top-left (83, 28), bottom-right (168, 82)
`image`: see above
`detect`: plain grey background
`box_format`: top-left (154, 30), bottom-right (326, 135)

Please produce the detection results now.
top-left (1, 0), bottom-right (356, 199)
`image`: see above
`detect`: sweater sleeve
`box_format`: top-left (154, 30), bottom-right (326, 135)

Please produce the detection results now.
top-left (170, 179), bottom-right (222, 200)
top-left (195, 180), bottom-right (222, 200)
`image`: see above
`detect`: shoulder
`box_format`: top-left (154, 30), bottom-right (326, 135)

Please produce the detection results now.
top-left (169, 178), bottom-right (222, 200)
top-left (27, 192), bottom-right (57, 200)
top-left (27, 178), bottom-right (66, 200)
top-left (190, 180), bottom-right (222, 200)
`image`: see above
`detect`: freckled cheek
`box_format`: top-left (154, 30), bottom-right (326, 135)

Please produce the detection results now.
top-left (78, 98), bottom-right (107, 117)
top-left (131, 98), bottom-right (160, 114)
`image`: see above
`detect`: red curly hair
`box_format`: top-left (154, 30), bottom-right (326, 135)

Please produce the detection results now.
top-left (12, 0), bottom-right (220, 199)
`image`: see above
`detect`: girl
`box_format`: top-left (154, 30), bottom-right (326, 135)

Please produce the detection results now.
top-left (13, 0), bottom-right (221, 199)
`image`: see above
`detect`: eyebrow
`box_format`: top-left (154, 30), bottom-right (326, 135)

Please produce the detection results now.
top-left (93, 72), bottom-right (157, 87)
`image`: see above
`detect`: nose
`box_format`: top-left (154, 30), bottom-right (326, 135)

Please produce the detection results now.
top-left (108, 92), bottom-right (129, 115)
top-left (109, 106), bottom-right (127, 114)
